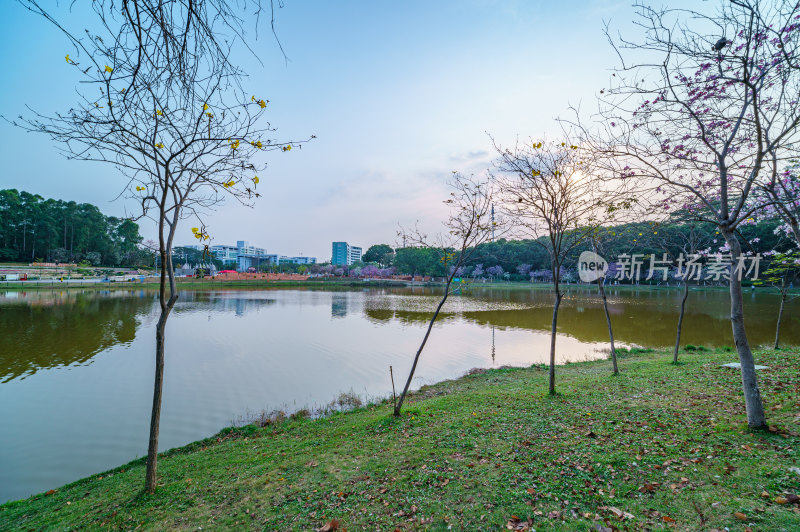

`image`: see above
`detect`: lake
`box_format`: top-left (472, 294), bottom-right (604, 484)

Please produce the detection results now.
top-left (0, 285), bottom-right (795, 503)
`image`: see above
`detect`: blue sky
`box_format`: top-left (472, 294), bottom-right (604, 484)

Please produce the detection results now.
top-left (0, 1), bottom-right (636, 261)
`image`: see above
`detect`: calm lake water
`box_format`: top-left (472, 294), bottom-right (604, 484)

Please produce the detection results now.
top-left (0, 285), bottom-right (796, 503)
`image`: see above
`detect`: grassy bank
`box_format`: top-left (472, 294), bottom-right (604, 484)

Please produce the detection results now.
top-left (2, 348), bottom-right (800, 531)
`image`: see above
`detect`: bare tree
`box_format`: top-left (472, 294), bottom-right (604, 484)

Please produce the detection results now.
top-left (393, 173), bottom-right (496, 416)
top-left (492, 138), bottom-right (603, 395)
top-left (577, 0), bottom-right (800, 428)
top-left (10, 0), bottom-right (309, 492)
top-left (637, 214), bottom-right (715, 363)
top-left (587, 231), bottom-right (619, 374)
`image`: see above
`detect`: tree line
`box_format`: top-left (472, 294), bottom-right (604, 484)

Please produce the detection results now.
top-left (362, 216), bottom-right (793, 282)
top-left (0, 189), bottom-right (149, 267)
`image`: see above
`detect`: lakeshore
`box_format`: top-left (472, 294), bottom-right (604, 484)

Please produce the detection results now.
top-left (2, 346), bottom-right (799, 531)
top-left (2, 277), bottom-right (795, 293)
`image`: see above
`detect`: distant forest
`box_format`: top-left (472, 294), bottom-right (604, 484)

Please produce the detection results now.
top-left (372, 217), bottom-right (795, 280)
top-left (0, 189), bottom-right (150, 267)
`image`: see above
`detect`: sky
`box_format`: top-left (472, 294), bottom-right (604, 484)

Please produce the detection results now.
top-left (0, 0), bottom-right (641, 261)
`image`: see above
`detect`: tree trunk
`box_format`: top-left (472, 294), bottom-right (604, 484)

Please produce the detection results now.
top-left (673, 281), bottom-right (689, 364)
top-left (145, 202), bottom-right (180, 493)
top-left (548, 283), bottom-right (562, 395)
top-left (394, 279), bottom-right (453, 416)
top-left (774, 288), bottom-right (786, 350)
top-left (597, 278), bottom-right (618, 374)
top-left (723, 231), bottom-right (766, 429)
top-left (145, 305), bottom-right (168, 493)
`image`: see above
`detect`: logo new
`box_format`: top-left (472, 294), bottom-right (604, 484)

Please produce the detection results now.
top-left (578, 251), bottom-right (608, 282)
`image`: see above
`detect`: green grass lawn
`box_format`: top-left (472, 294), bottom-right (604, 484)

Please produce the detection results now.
top-left (2, 347), bottom-right (799, 531)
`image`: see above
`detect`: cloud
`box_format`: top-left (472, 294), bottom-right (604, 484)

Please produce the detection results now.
top-left (448, 149), bottom-right (488, 162)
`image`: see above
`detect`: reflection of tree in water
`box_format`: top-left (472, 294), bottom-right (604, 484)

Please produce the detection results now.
top-left (172, 291), bottom-right (277, 316)
top-left (362, 290), bottom-right (800, 347)
top-left (491, 325), bottom-right (496, 364)
top-left (0, 290), bottom-right (157, 382)
top-left (363, 307), bottom-right (459, 326)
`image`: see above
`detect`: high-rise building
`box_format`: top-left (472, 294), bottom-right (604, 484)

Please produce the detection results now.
top-left (332, 242), bottom-right (362, 266)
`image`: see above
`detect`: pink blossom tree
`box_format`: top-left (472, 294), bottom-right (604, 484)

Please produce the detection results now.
top-left (577, 0), bottom-right (800, 427)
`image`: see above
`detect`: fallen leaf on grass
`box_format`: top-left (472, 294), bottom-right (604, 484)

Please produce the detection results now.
top-left (318, 519), bottom-right (340, 531)
top-left (775, 496), bottom-right (788, 505)
top-left (733, 512), bottom-right (747, 521)
top-left (638, 482), bottom-right (659, 493)
top-left (506, 515), bottom-right (534, 530)
top-left (599, 506), bottom-right (634, 520)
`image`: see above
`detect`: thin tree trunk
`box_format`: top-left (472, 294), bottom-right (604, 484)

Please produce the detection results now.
top-left (548, 282), bottom-right (562, 396)
top-left (395, 278), bottom-right (453, 416)
top-left (145, 197), bottom-right (180, 493)
top-left (145, 249), bottom-right (169, 493)
top-left (774, 288), bottom-right (786, 350)
top-left (673, 281), bottom-right (689, 364)
top-left (597, 278), bottom-right (617, 374)
top-left (145, 300), bottom-right (168, 492)
top-left (724, 232), bottom-right (766, 429)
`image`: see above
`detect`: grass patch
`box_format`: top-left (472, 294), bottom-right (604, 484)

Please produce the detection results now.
top-left (1, 348), bottom-right (799, 531)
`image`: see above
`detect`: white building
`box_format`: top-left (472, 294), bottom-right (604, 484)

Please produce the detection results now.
top-left (284, 256), bottom-right (317, 265)
top-left (186, 241), bottom-right (316, 270)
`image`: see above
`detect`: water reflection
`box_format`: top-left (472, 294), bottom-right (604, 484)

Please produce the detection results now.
top-left (355, 286), bottom-right (799, 347)
top-left (1, 286), bottom-right (796, 386)
top-left (0, 285), bottom-right (795, 503)
top-left (0, 289), bottom-right (280, 383)
top-left (0, 289), bottom-right (156, 382)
